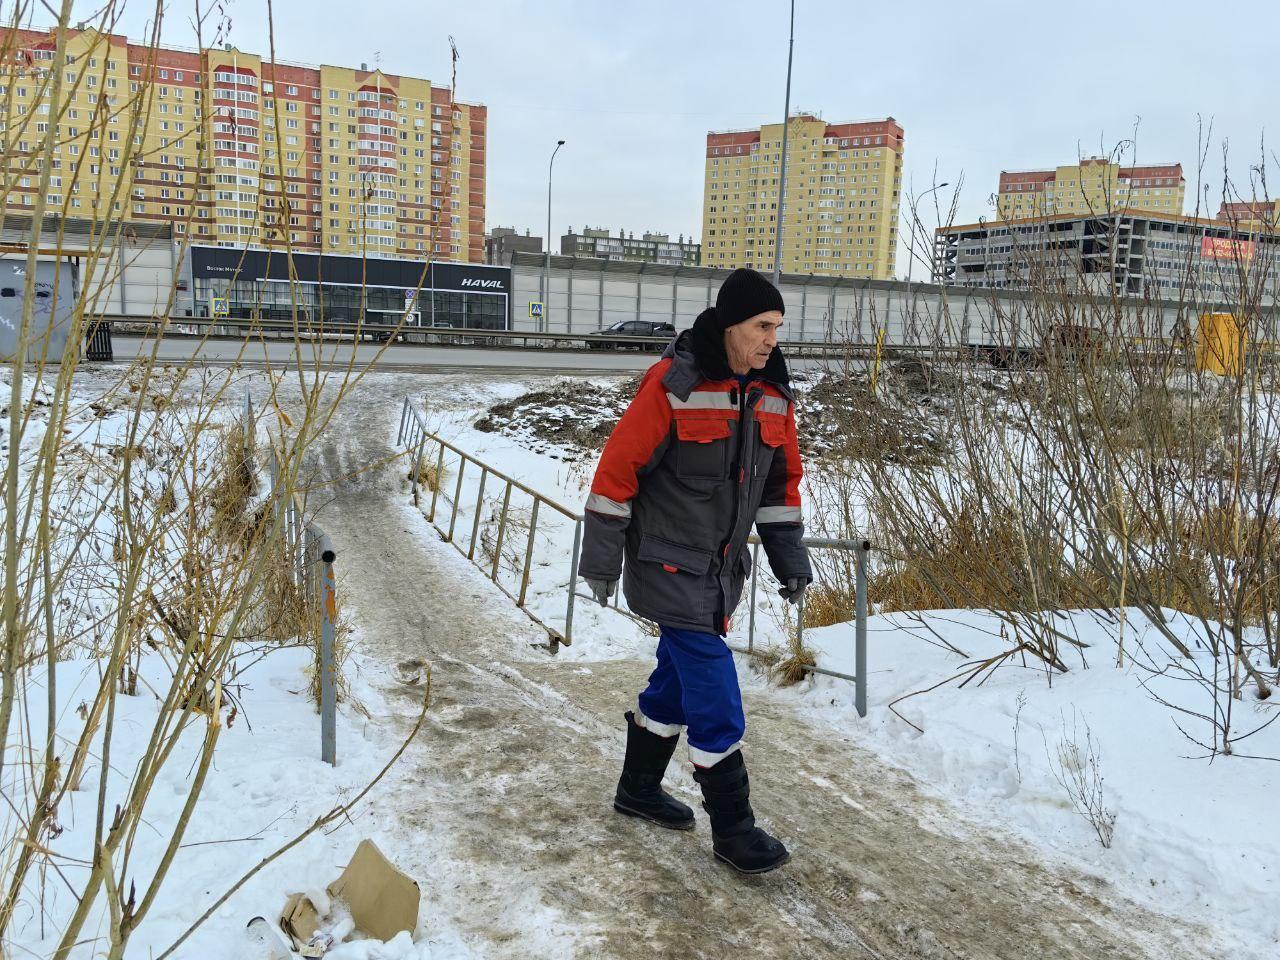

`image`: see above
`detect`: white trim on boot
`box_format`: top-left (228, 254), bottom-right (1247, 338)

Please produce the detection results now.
top-left (689, 741), bottom-right (742, 768)
top-left (634, 706), bottom-right (684, 739)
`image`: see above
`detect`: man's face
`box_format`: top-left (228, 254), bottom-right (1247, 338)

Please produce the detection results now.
top-left (724, 310), bottom-right (784, 372)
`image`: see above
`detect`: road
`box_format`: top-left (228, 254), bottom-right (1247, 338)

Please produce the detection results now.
top-left (114, 333), bottom-right (664, 374)
top-left (111, 333), bottom-right (847, 376)
top-left (265, 369), bottom-right (1219, 960)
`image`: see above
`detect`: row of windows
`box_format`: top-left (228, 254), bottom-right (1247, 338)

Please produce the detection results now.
top-left (710, 135), bottom-right (888, 157)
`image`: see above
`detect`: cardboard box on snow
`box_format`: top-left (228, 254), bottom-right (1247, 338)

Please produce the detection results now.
top-left (280, 839), bottom-right (420, 947)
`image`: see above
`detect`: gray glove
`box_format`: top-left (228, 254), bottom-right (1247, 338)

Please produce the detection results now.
top-left (778, 576), bottom-right (810, 604)
top-left (584, 577), bottom-right (617, 607)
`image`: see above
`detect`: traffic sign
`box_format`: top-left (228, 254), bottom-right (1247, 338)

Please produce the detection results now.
top-left (529, 301), bottom-right (544, 319)
top-left (211, 296), bottom-right (229, 317)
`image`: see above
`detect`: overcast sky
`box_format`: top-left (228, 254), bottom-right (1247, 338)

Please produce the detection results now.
top-left (84, 0), bottom-right (1280, 274)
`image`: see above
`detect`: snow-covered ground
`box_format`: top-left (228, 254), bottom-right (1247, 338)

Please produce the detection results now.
top-left (4, 643), bottom-right (463, 960)
top-left (0, 370), bottom-right (480, 959)
top-left (11, 365), bottom-right (1271, 957)
top-left (407, 372), bottom-right (1279, 959)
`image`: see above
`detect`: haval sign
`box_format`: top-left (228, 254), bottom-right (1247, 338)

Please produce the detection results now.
top-left (460, 277), bottom-right (505, 289)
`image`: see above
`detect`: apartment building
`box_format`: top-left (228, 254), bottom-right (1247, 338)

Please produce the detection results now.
top-left (561, 227), bottom-right (700, 266)
top-left (1219, 200), bottom-right (1280, 231)
top-left (701, 115), bottom-right (903, 278)
top-left (996, 158), bottom-right (1184, 221)
top-left (485, 226), bottom-right (542, 265)
top-left (3, 27), bottom-right (486, 261)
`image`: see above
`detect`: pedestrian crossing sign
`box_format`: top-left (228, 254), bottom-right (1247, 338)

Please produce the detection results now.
top-left (529, 301), bottom-right (544, 319)
top-left (211, 296), bottom-right (229, 317)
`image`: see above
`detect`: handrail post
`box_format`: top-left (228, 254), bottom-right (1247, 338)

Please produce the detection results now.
top-left (468, 467), bottom-right (489, 560)
top-left (855, 539), bottom-right (869, 718)
top-left (565, 515), bottom-right (583, 646)
top-left (413, 433), bottom-right (426, 500)
top-left (397, 396), bottom-right (409, 445)
top-left (491, 480), bottom-right (513, 581)
top-left (518, 498), bottom-right (541, 607)
top-left (429, 441), bottom-right (445, 522)
top-left (447, 458), bottom-right (466, 542)
top-left (796, 588), bottom-right (806, 653)
top-left (747, 541), bottom-right (760, 654)
top-left (318, 533), bottom-right (338, 765)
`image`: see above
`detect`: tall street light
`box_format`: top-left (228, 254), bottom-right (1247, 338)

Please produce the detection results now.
top-left (542, 139), bottom-right (565, 332)
top-left (903, 180), bottom-right (949, 347)
top-left (905, 181), bottom-right (950, 286)
top-left (771, 0), bottom-right (795, 287)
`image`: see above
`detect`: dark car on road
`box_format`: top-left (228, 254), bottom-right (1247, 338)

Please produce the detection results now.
top-left (584, 319), bottom-right (676, 351)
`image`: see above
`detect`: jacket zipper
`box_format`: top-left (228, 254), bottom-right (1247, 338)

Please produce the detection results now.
top-left (715, 385), bottom-right (762, 630)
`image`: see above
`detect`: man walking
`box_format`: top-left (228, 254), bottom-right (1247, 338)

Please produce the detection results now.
top-left (578, 268), bottom-right (812, 874)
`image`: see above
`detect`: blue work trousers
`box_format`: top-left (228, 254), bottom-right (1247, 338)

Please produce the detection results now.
top-left (637, 625), bottom-right (745, 765)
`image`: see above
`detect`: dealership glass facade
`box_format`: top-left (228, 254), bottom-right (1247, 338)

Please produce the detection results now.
top-left (187, 247), bottom-right (510, 330)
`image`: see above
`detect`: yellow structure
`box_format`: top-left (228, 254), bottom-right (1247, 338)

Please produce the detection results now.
top-left (997, 158), bottom-right (1184, 221)
top-left (702, 115), bottom-right (903, 278)
top-left (1196, 313), bottom-right (1246, 376)
top-left (4, 26), bottom-right (487, 261)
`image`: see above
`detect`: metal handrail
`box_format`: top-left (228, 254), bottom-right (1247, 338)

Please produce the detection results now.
top-left (246, 390), bottom-right (339, 764)
top-left (397, 397), bottom-right (871, 716)
top-left (399, 397), bottom-right (581, 650)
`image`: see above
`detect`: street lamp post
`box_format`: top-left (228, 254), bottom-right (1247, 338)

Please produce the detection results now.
top-left (905, 181), bottom-right (950, 286)
top-left (771, 0), bottom-right (795, 286)
top-left (542, 139), bottom-right (565, 333)
top-left (902, 181), bottom-right (950, 346)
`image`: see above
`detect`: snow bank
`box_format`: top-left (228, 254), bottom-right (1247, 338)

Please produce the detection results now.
top-left (783, 607), bottom-right (1278, 956)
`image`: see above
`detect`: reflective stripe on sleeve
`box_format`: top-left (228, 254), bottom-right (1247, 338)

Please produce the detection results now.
top-left (667, 391), bottom-right (737, 411)
top-left (758, 395), bottom-right (789, 416)
top-left (756, 505), bottom-right (802, 524)
top-left (586, 492), bottom-right (632, 518)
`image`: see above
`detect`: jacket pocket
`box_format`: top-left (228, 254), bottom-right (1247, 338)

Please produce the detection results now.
top-left (674, 416), bottom-right (732, 481)
top-left (758, 415), bottom-right (787, 448)
top-left (637, 534), bottom-right (713, 620)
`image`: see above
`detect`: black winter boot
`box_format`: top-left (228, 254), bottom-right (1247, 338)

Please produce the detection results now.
top-left (614, 711), bottom-right (695, 830)
top-left (692, 750), bottom-right (790, 874)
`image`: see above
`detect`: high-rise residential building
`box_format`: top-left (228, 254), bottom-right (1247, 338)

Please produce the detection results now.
top-left (1218, 200), bottom-right (1280, 231)
top-left (485, 226), bottom-right (541, 265)
top-left (4, 27), bottom-right (487, 261)
top-left (561, 227), bottom-right (700, 266)
top-left (997, 158), bottom-right (1184, 221)
top-left (702, 115), bottom-right (903, 278)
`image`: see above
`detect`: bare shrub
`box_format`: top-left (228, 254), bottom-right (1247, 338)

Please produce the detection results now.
top-left (1045, 710), bottom-right (1117, 849)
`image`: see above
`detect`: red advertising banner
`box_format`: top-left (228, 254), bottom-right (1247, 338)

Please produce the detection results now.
top-left (1200, 236), bottom-right (1255, 261)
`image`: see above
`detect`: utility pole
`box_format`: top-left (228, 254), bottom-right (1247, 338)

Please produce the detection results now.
top-left (543, 139), bottom-right (565, 332)
top-left (772, 0), bottom-right (795, 286)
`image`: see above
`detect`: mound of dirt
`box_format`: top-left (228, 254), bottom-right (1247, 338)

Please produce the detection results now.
top-left (474, 376), bottom-right (641, 456)
top-left (476, 369), bottom-right (952, 467)
top-left (794, 371), bottom-right (950, 465)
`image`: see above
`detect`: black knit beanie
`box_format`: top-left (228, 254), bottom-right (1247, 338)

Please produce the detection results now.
top-left (715, 268), bottom-right (785, 330)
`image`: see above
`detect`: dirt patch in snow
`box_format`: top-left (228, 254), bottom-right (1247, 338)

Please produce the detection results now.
top-left (472, 376), bottom-right (641, 456)
top-left (467, 360), bottom-right (1002, 469)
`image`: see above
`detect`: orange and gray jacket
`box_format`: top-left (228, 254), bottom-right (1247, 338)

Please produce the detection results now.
top-left (578, 312), bottom-right (811, 635)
